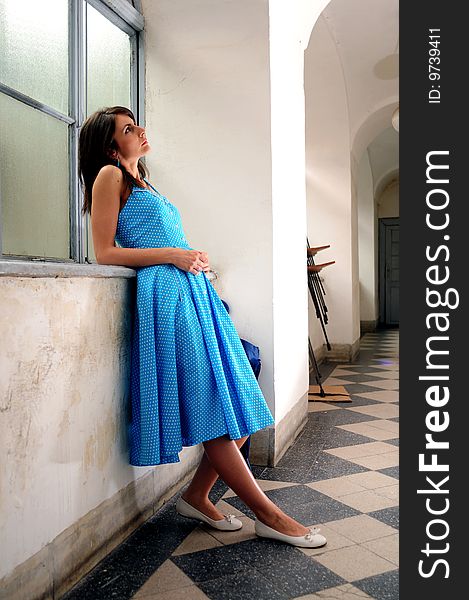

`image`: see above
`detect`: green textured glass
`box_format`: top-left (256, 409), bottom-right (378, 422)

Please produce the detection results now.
top-left (85, 2), bottom-right (132, 262)
top-left (0, 94), bottom-right (69, 258)
top-left (0, 0), bottom-right (68, 114)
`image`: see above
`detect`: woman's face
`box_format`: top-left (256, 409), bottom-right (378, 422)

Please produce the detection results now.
top-left (111, 113), bottom-right (151, 162)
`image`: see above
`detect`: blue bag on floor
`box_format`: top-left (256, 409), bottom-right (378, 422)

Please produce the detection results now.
top-left (221, 300), bottom-right (261, 471)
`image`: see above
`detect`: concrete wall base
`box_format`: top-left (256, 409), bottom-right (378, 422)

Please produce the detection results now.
top-left (0, 456), bottom-right (202, 600)
top-left (322, 338), bottom-right (361, 362)
top-left (250, 389), bottom-right (309, 468)
top-left (360, 319), bottom-right (378, 334)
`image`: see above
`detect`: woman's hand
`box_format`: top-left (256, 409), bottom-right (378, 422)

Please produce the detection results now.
top-left (171, 249), bottom-right (210, 275)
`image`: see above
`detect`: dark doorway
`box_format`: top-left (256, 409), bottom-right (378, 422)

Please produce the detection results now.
top-left (379, 217), bottom-right (399, 325)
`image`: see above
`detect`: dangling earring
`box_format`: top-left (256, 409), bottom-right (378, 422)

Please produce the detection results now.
top-left (116, 155), bottom-right (120, 168)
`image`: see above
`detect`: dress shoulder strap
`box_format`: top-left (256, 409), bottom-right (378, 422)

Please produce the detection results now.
top-left (144, 178), bottom-right (159, 194)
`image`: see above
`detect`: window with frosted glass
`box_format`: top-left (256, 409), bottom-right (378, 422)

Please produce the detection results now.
top-left (0, 0), bottom-right (68, 114)
top-left (0, 95), bottom-right (70, 259)
top-left (0, 0), bottom-right (70, 259)
top-left (0, 0), bottom-right (141, 263)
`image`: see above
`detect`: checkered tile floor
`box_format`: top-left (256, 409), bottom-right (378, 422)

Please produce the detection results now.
top-left (63, 329), bottom-right (399, 600)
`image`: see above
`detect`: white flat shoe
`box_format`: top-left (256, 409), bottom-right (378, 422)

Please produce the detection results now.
top-left (176, 496), bottom-right (243, 531)
top-left (255, 519), bottom-right (327, 548)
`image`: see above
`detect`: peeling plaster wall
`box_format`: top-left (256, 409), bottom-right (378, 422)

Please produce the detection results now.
top-left (0, 276), bottom-right (201, 580)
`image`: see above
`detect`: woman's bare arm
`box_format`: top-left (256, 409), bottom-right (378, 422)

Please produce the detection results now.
top-left (91, 166), bottom-right (210, 274)
top-left (91, 165), bottom-right (177, 267)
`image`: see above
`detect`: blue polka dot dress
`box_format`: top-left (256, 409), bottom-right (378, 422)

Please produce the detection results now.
top-left (115, 179), bottom-right (275, 466)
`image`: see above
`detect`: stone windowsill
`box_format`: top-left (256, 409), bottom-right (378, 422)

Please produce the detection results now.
top-left (0, 259), bottom-right (136, 278)
top-left (0, 260), bottom-right (219, 282)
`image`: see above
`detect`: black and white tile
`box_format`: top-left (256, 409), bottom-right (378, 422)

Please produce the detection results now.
top-left (62, 329), bottom-right (399, 600)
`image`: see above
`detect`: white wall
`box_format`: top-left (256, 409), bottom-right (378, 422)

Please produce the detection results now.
top-left (355, 125), bottom-right (399, 329)
top-left (305, 15), bottom-right (359, 352)
top-left (358, 151), bottom-right (377, 322)
top-left (377, 179), bottom-right (399, 218)
top-left (141, 0), bottom-right (276, 407)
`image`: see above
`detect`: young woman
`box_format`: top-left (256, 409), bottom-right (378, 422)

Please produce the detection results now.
top-left (78, 106), bottom-right (326, 549)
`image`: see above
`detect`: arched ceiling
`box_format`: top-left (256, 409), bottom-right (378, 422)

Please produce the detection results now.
top-left (319, 0), bottom-right (399, 181)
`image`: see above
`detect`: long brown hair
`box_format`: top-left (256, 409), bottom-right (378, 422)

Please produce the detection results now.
top-left (78, 106), bottom-right (149, 215)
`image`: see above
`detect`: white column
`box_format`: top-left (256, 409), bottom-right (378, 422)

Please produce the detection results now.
top-left (358, 151), bottom-right (378, 325)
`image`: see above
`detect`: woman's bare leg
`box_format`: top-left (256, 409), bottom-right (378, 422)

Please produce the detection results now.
top-left (181, 436), bottom-right (249, 521)
top-left (200, 435), bottom-right (310, 536)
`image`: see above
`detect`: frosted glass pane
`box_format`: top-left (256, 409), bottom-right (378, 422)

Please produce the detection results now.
top-left (86, 2), bottom-right (132, 262)
top-left (0, 0), bottom-right (68, 114)
top-left (0, 94), bottom-right (69, 259)
top-left (86, 3), bottom-right (132, 115)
